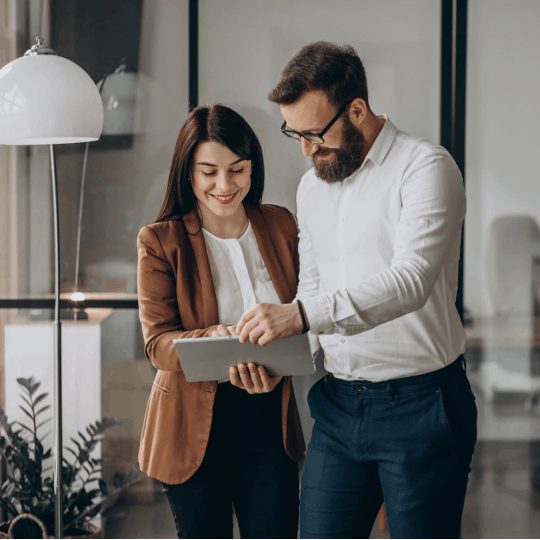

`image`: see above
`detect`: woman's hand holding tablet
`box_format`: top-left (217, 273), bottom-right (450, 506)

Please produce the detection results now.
top-left (229, 362), bottom-right (282, 394)
top-left (209, 324), bottom-right (281, 393)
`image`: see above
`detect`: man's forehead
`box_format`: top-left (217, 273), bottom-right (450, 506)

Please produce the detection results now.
top-left (280, 90), bottom-right (335, 131)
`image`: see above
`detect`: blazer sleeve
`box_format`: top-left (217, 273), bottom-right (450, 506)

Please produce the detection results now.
top-left (137, 225), bottom-right (219, 371)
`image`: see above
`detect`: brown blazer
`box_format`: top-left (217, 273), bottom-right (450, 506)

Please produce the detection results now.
top-left (136, 203), bottom-right (306, 484)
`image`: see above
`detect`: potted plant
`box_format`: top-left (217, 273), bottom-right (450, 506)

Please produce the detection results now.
top-left (0, 377), bottom-right (141, 538)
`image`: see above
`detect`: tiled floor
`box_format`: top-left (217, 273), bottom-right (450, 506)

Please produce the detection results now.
top-left (99, 439), bottom-right (540, 539)
top-left (99, 360), bottom-right (540, 540)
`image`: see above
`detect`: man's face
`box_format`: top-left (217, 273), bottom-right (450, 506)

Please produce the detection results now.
top-left (280, 90), bottom-right (367, 183)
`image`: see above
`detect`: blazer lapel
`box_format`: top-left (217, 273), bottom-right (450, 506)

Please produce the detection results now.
top-left (247, 205), bottom-right (293, 304)
top-left (183, 210), bottom-right (220, 328)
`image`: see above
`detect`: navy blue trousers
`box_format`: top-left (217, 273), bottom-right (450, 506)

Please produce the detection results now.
top-left (300, 357), bottom-right (477, 539)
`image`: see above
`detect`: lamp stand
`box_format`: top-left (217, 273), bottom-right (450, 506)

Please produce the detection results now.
top-left (49, 144), bottom-right (64, 539)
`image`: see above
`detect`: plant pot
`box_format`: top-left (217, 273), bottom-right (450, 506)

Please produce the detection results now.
top-left (0, 517), bottom-right (101, 539)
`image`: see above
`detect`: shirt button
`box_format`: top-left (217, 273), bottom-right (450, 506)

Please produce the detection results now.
top-left (339, 256), bottom-right (344, 262)
top-left (339, 216), bottom-right (345, 222)
top-left (340, 338), bottom-right (345, 344)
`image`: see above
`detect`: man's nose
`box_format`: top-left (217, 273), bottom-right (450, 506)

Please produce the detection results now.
top-left (300, 137), bottom-right (318, 157)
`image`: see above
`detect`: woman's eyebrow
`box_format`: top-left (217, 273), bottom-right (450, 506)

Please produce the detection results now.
top-left (197, 158), bottom-right (245, 167)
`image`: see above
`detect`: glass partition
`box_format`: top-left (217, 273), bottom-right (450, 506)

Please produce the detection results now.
top-left (463, 1), bottom-right (540, 537)
top-left (0, 0), bottom-right (189, 537)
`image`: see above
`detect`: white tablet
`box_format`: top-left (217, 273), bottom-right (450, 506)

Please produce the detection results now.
top-left (173, 334), bottom-right (315, 382)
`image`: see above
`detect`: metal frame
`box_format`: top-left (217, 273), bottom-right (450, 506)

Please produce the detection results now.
top-left (440, 0), bottom-right (468, 321)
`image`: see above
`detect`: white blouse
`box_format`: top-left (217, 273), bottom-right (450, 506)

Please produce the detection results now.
top-left (202, 221), bottom-right (282, 327)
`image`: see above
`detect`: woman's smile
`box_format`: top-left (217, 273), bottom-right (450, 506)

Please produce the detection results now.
top-left (211, 191), bottom-right (239, 204)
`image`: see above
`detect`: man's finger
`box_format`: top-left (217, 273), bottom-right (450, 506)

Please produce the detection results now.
top-left (239, 317), bottom-right (259, 344)
top-left (248, 325), bottom-right (266, 346)
top-left (229, 366), bottom-right (244, 389)
top-left (236, 308), bottom-right (257, 337)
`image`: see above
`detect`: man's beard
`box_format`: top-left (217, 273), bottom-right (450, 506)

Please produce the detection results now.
top-left (311, 115), bottom-right (368, 184)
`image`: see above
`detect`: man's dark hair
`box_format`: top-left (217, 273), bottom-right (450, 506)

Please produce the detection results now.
top-left (267, 41), bottom-right (369, 109)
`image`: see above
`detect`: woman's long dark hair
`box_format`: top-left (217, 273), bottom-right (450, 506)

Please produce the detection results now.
top-left (155, 104), bottom-right (265, 223)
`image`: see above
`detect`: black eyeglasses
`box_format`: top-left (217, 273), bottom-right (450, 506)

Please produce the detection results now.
top-left (280, 99), bottom-right (354, 144)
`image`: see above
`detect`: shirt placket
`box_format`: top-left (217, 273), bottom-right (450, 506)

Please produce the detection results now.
top-left (336, 181), bottom-right (351, 369)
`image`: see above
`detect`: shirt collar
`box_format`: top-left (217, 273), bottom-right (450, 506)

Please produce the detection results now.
top-left (362, 115), bottom-right (397, 168)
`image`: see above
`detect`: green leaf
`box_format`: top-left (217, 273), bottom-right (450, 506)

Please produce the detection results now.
top-left (36, 405), bottom-right (51, 416)
top-left (30, 381), bottom-right (41, 396)
top-left (12, 489), bottom-right (33, 500)
top-left (97, 479), bottom-right (108, 496)
top-left (16, 377), bottom-right (34, 392)
top-left (69, 438), bottom-right (82, 453)
top-left (15, 422), bottom-right (33, 434)
top-left (33, 393), bottom-right (48, 408)
top-left (19, 394), bottom-right (33, 410)
top-left (65, 447), bottom-right (79, 462)
top-left (18, 406), bottom-right (34, 421)
top-left (36, 418), bottom-right (51, 430)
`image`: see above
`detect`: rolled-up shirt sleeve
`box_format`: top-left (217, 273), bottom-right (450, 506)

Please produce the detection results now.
top-left (300, 150), bottom-right (466, 336)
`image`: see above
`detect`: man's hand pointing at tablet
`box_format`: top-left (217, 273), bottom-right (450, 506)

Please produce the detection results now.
top-left (236, 302), bottom-right (309, 346)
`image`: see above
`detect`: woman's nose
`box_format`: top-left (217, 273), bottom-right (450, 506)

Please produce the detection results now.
top-left (215, 172), bottom-right (235, 192)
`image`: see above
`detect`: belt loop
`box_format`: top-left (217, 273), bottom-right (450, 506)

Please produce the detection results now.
top-left (386, 381), bottom-right (399, 406)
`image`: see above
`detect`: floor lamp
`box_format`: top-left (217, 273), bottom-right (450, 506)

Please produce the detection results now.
top-left (0, 38), bottom-right (103, 539)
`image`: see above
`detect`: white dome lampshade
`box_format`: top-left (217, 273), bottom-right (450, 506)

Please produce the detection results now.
top-left (98, 66), bottom-right (140, 136)
top-left (0, 38), bottom-right (103, 145)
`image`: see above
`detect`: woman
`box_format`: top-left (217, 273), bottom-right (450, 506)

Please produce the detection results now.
top-left (137, 104), bottom-right (305, 539)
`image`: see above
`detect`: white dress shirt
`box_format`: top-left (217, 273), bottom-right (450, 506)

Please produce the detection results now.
top-left (202, 222), bottom-right (282, 326)
top-left (297, 116), bottom-right (466, 382)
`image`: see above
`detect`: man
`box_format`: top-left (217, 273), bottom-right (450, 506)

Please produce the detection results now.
top-left (233, 41), bottom-right (477, 539)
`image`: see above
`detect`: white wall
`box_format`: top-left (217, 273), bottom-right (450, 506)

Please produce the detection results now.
top-left (55, 0), bottom-right (189, 290)
top-left (199, 0), bottom-right (441, 213)
top-left (464, 0), bottom-right (540, 316)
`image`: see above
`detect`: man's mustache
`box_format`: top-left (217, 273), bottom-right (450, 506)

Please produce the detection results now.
top-left (313, 146), bottom-right (336, 157)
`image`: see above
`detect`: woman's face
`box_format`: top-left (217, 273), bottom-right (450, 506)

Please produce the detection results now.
top-left (191, 141), bottom-right (252, 218)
